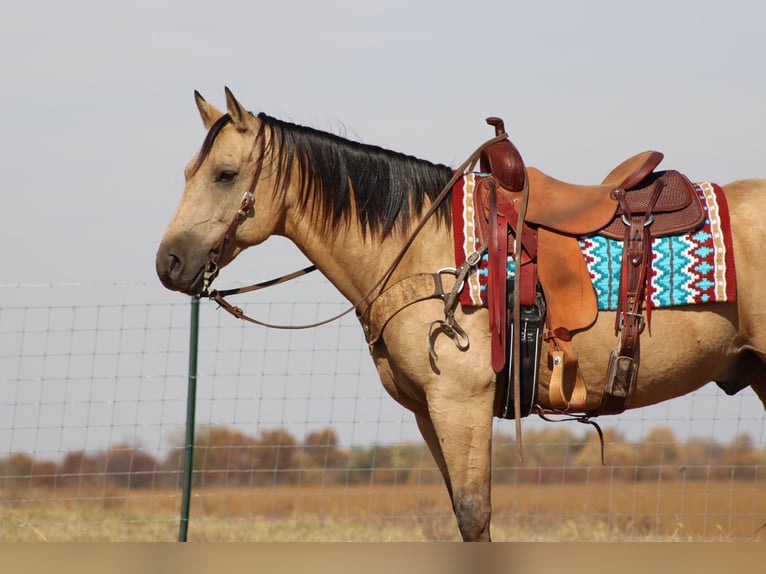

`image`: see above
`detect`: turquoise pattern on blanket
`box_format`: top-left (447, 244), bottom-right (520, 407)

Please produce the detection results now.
top-left (586, 235), bottom-right (624, 310)
top-left (579, 231), bottom-right (714, 311)
top-left (652, 234), bottom-right (695, 307)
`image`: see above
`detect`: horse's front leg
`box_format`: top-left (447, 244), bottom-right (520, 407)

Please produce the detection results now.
top-left (374, 303), bottom-right (496, 541)
top-left (416, 387), bottom-right (495, 542)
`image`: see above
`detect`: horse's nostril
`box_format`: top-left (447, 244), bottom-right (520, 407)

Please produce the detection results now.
top-left (156, 248), bottom-right (184, 289)
top-left (167, 252), bottom-right (182, 277)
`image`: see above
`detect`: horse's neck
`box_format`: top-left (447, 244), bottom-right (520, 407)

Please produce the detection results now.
top-left (285, 214), bottom-right (454, 306)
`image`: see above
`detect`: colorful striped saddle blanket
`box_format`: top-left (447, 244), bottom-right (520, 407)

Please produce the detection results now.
top-left (453, 175), bottom-right (736, 311)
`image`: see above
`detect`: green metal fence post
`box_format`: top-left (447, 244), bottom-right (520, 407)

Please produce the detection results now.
top-left (179, 296), bottom-right (200, 542)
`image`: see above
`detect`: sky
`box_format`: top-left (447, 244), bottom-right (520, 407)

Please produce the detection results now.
top-left (1, 0), bottom-right (765, 458)
top-left (3, 0), bottom-right (765, 288)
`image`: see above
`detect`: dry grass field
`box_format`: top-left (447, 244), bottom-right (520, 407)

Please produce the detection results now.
top-left (2, 480), bottom-right (764, 542)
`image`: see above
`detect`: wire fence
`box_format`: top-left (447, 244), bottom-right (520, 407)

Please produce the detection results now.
top-left (1, 282), bottom-right (765, 541)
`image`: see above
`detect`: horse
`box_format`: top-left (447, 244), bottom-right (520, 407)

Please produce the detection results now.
top-left (156, 88), bottom-right (766, 541)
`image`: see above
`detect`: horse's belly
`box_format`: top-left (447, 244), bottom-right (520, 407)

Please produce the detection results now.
top-left (543, 305), bottom-right (741, 410)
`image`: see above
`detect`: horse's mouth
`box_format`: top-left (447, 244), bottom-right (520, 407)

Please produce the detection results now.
top-left (185, 266), bottom-right (207, 296)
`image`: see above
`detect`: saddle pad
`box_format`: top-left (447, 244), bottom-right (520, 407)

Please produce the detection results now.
top-left (453, 173), bottom-right (496, 306)
top-left (580, 181), bottom-right (736, 310)
top-left (453, 177), bottom-right (736, 310)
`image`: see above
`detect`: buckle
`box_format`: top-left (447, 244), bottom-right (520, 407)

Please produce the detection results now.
top-left (617, 311), bottom-right (645, 334)
top-left (620, 214), bottom-right (654, 228)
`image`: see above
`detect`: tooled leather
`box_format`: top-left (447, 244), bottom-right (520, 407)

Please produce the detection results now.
top-left (480, 139), bottom-right (526, 193)
top-left (599, 171), bottom-right (704, 240)
top-left (615, 171), bottom-right (694, 213)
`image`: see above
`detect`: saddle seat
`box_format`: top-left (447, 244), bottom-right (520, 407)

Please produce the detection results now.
top-left (523, 150), bottom-right (663, 235)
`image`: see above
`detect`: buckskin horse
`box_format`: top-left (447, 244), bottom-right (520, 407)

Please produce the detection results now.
top-left (156, 88), bottom-right (766, 541)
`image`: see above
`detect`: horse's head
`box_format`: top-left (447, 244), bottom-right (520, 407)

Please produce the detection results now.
top-left (156, 88), bottom-right (285, 295)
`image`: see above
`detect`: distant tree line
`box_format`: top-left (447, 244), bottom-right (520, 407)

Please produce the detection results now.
top-left (1, 425), bottom-right (764, 491)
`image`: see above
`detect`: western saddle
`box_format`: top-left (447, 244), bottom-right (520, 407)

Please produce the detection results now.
top-left (476, 117), bottom-right (705, 417)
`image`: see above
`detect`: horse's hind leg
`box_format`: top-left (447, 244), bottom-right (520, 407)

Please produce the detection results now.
top-left (416, 397), bottom-right (494, 542)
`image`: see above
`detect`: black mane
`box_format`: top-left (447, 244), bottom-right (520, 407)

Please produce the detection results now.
top-left (194, 112), bottom-right (454, 238)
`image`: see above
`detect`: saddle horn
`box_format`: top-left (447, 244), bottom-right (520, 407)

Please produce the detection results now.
top-left (486, 116), bottom-right (506, 137)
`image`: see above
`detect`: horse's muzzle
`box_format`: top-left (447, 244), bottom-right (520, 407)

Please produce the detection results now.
top-left (155, 247), bottom-right (206, 296)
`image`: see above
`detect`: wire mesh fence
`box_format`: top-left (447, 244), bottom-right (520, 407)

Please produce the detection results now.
top-left (1, 283), bottom-right (764, 541)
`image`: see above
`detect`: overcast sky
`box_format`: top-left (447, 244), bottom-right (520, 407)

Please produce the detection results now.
top-left (1, 1), bottom-right (764, 455)
top-left (3, 0), bottom-right (764, 290)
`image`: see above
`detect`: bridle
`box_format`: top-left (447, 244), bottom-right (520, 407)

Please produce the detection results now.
top-left (199, 127), bottom-right (509, 330)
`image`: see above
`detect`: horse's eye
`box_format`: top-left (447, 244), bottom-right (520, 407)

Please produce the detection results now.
top-left (215, 170), bottom-right (238, 183)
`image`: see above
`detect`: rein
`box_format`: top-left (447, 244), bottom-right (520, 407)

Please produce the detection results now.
top-left (201, 131), bottom-right (509, 330)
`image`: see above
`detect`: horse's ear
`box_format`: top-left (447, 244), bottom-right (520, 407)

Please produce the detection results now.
top-left (194, 90), bottom-right (223, 131)
top-left (224, 86), bottom-right (257, 133)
